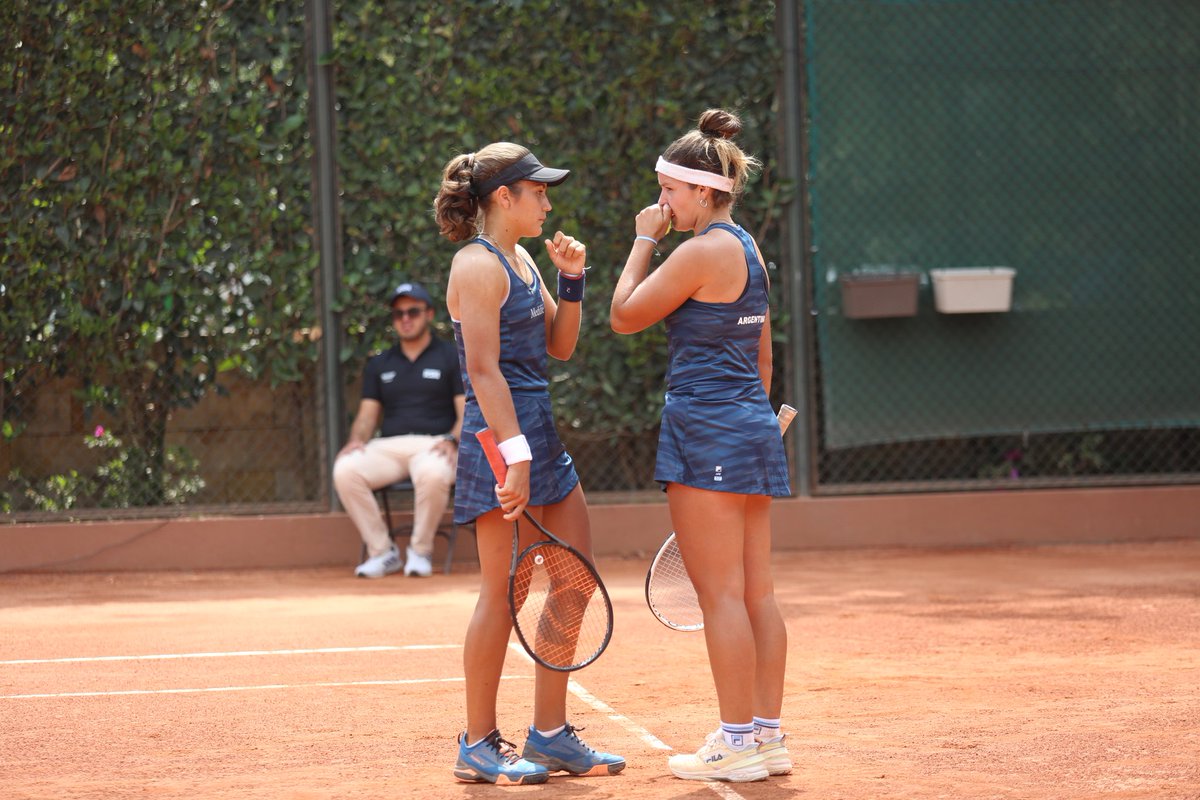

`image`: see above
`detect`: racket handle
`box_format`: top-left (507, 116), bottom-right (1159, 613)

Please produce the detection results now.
top-left (777, 404), bottom-right (798, 435)
top-left (475, 428), bottom-right (509, 484)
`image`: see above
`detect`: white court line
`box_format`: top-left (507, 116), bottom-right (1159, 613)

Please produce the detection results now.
top-left (505, 643), bottom-right (672, 750)
top-left (505, 644), bottom-right (746, 799)
top-left (0, 644), bottom-right (459, 666)
top-left (10, 642), bottom-right (751, 797)
top-left (565, 680), bottom-right (672, 752)
top-left (2, 674), bottom-right (529, 701)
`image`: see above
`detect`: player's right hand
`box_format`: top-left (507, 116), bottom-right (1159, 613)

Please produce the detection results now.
top-left (495, 460), bottom-right (531, 521)
top-left (635, 203), bottom-right (672, 242)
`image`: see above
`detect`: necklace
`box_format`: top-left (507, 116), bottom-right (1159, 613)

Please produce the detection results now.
top-left (478, 232), bottom-right (516, 261)
top-left (479, 233), bottom-right (532, 284)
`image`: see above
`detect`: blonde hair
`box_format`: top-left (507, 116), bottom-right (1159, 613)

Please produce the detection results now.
top-left (661, 108), bottom-right (760, 209)
top-left (433, 142), bottom-right (529, 242)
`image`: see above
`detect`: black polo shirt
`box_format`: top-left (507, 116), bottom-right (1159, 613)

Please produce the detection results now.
top-left (361, 336), bottom-right (464, 438)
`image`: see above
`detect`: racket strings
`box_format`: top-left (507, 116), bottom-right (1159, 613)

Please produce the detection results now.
top-left (512, 544), bottom-right (610, 670)
top-left (647, 537), bottom-right (704, 630)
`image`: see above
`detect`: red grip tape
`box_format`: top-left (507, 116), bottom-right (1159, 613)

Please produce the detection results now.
top-left (475, 428), bottom-right (508, 484)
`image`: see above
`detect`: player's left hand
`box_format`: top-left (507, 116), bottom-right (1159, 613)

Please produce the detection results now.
top-left (544, 231), bottom-right (586, 276)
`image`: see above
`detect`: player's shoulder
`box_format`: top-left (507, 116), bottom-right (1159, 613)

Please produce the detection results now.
top-left (451, 240), bottom-right (496, 271)
top-left (662, 228), bottom-right (734, 276)
top-left (450, 241), bottom-right (509, 295)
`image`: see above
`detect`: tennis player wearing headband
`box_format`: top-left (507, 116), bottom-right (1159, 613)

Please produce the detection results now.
top-left (610, 109), bottom-right (791, 783)
top-left (434, 142), bottom-right (625, 785)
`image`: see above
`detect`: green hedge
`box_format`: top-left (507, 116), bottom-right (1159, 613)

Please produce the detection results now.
top-left (2, 0), bottom-right (783, 503)
top-left (331, 0), bottom-right (785, 436)
top-left (2, 1), bottom-right (315, 503)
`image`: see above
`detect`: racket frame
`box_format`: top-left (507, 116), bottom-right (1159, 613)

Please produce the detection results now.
top-left (644, 531), bottom-right (704, 632)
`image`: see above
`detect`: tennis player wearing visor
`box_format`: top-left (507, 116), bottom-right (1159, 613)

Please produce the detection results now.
top-left (435, 143), bottom-right (625, 785)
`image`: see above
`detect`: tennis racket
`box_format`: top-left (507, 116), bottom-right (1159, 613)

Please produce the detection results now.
top-left (645, 404), bottom-right (798, 632)
top-left (476, 428), bottom-right (613, 671)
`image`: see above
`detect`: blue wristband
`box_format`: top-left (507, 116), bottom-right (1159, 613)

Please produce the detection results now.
top-left (557, 271), bottom-right (585, 302)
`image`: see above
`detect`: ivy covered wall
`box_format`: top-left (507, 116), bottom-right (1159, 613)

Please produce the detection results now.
top-left (1, 0), bottom-right (784, 509)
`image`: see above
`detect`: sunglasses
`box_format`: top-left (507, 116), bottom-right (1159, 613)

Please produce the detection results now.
top-left (391, 307), bottom-right (427, 321)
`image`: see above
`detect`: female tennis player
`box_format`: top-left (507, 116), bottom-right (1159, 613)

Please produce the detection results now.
top-left (434, 142), bottom-right (625, 785)
top-left (610, 109), bottom-right (791, 783)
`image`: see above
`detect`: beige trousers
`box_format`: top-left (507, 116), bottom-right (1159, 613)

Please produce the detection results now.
top-left (332, 435), bottom-right (455, 558)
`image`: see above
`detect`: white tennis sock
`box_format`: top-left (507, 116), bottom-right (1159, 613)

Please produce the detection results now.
top-left (536, 724), bottom-right (566, 739)
top-left (753, 716), bottom-right (783, 742)
top-left (720, 721), bottom-right (755, 750)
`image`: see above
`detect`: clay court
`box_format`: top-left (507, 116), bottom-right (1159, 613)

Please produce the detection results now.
top-left (3, 540), bottom-right (1199, 800)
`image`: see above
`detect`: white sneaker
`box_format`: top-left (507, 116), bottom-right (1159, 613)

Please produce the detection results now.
top-left (354, 544), bottom-right (402, 578)
top-left (668, 730), bottom-right (769, 783)
top-left (757, 734), bottom-right (792, 776)
top-left (404, 546), bottom-right (433, 577)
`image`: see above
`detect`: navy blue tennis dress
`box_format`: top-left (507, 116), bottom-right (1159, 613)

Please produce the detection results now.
top-left (451, 238), bottom-right (580, 524)
top-left (655, 222), bottom-right (790, 496)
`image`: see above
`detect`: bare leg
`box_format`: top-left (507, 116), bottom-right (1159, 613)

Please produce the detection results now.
top-left (668, 484), bottom-right (755, 724)
top-left (464, 508), bottom-right (516, 742)
top-left (528, 484), bottom-right (591, 731)
top-left (744, 494), bottom-right (786, 720)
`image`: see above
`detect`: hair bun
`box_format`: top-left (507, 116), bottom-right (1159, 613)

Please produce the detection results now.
top-left (698, 108), bottom-right (742, 140)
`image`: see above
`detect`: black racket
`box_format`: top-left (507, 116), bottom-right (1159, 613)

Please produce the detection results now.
top-left (476, 428), bottom-right (613, 671)
top-left (645, 404), bottom-right (798, 632)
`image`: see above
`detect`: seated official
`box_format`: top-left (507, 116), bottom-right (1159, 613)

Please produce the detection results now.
top-left (333, 281), bottom-right (465, 578)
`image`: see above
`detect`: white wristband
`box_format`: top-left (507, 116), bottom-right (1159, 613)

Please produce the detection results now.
top-left (634, 234), bottom-right (658, 246)
top-left (497, 434), bottom-right (532, 465)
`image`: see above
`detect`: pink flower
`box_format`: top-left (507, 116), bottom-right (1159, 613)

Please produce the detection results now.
top-left (94, 426), bottom-right (105, 437)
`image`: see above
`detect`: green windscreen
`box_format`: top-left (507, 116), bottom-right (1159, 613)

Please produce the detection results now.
top-left (805, 0), bottom-right (1200, 449)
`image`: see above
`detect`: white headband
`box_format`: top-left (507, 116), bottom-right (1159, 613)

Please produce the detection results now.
top-left (655, 156), bottom-right (735, 193)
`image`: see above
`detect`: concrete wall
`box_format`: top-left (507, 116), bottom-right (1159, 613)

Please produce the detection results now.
top-left (3, 484), bottom-right (1197, 573)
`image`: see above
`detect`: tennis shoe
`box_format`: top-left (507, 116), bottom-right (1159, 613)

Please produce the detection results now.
top-left (404, 545), bottom-right (433, 577)
top-left (454, 729), bottom-right (550, 785)
top-left (757, 734), bottom-right (792, 776)
top-left (668, 729), bottom-right (769, 783)
top-left (354, 544), bottom-right (401, 578)
top-left (522, 723), bottom-right (626, 776)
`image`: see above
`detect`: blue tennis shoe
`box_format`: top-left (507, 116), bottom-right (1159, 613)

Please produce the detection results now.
top-left (522, 723), bottom-right (626, 776)
top-left (454, 729), bottom-right (550, 785)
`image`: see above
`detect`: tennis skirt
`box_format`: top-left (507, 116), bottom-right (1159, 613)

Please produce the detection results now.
top-left (454, 391), bottom-right (579, 525)
top-left (654, 390), bottom-right (791, 497)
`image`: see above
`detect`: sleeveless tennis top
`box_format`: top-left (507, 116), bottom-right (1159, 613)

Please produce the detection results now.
top-left (664, 221), bottom-right (769, 399)
top-left (655, 221), bottom-right (791, 496)
top-left (451, 238), bottom-right (579, 523)
top-left (452, 238), bottom-right (548, 399)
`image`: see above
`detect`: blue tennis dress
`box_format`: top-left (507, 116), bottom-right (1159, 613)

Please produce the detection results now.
top-left (451, 238), bottom-right (580, 524)
top-left (654, 222), bottom-right (791, 496)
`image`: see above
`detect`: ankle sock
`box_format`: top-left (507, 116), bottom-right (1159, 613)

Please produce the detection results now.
top-left (720, 721), bottom-right (755, 750)
top-left (753, 716), bottom-right (783, 742)
top-left (535, 724), bottom-right (565, 739)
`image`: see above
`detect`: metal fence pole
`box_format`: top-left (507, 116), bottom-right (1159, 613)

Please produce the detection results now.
top-left (779, 0), bottom-right (813, 496)
top-left (306, 0), bottom-right (345, 510)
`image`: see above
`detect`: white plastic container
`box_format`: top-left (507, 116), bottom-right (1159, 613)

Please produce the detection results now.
top-left (929, 267), bottom-right (1016, 313)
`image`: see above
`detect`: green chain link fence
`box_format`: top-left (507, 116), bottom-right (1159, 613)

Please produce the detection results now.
top-left (5, 0), bottom-right (1199, 520)
top-left (803, 0), bottom-right (1200, 491)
